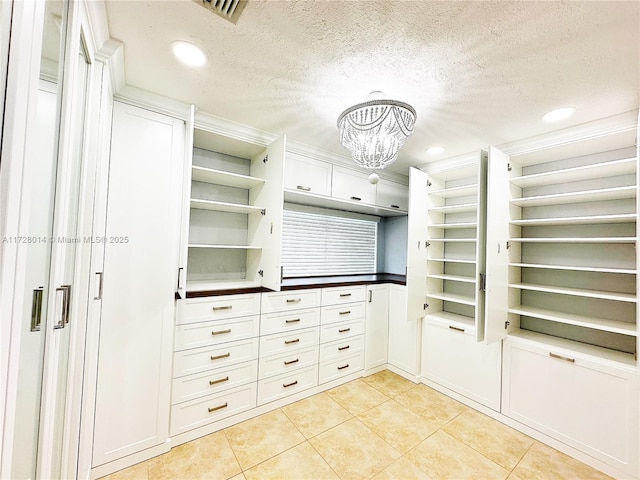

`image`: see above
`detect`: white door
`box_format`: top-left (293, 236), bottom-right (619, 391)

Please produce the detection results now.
top-left (406, 167), bottom-right (429, 323)
top-left (364, 284), bottom-right (389, 369)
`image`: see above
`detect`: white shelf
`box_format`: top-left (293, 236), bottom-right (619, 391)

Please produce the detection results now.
top-left (429, 203), bottom-right (477, 214)
top-left (188, 244), bottom-right (262, 250)
top-left (191, 165), bottom-right (264, 189)
top-left (429, 257), bottom-right (477, 265)
top-left (429, 184), bottom-right (478, 199)
top-left (510, 157), bottom-right (637, 188)
top-left (509, 282), bottom-right (636, 303)
top-left (510, 213), bottom-right (637, 226)
top-left (186, 278), bottom-right (263, 293)
top-left (427, 291), bottom-right (476, 306)
top-left (284, 189), bottom-right (407, 217)
top-left (509, 237), bottom-right (636, 244)
top-left (510, 185), bottom-right (636, 207)
top-left (511, 263), bottom-right (636, 275)
top-left (190, 199), bottom-right (264, 215)
top-left (428, 238), bottom-right (476, 243)
top-left (425, 311), bottom-right (476, 329)
top-left (427, 273), bottom-right (476, 284)
top-left (430, 222), bottom-right (477, 229)
top-left (509, 305), bottom-right (637, 336)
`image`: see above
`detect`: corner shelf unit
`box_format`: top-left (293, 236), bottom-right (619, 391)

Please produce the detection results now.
top-left (504, 147), bottom-right (638, 361)
top-left (425, 153), bottom-right (488, 338)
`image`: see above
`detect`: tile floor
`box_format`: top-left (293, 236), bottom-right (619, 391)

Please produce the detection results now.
top-left (101, 370), bottom-right (613, 480)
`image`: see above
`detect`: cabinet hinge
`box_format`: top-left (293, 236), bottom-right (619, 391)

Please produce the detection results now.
top-left (426, 241), bottom-right (431, 247)
top-left (258, 270), bottom-right (264, 277)
top-left (423, 303), bottom-right (429, 310)
top-left (427, 180), bottom-right (432, 187)
top-left (507, 163), bottom-right (512, 172)
top-left (504, 320), bottom-right (510, 330)
top-left (506, 241), bottom-right (511, 250)
top-left (260, 209), bottom-right (266, 216)
top-left (263, 155), bottom-right (268, 163)
top-left (479, 273), bottom-right (486, 292)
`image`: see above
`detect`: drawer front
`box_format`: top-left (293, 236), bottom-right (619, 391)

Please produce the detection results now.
top-left (259, 327), bottom-right (319, 357)
top-left (320, 318), bottom-right (365, 343)
top-left (257, 364), bottom-right (318, 406)
top-left (321, 303), bottom-right (366, 324)
top-left (319, 350), bottom-right (364, 384)
top-left (178, 294), bottom-right (261, 324)
top-left (170, 383), bottom-right (257, 436)
top-left (261, 289), bottom-right (321, 313)
top-left (321, 285), bottom-right (366, 306)
top-left (258, 345), bottom-right (319, 380)
top-left (174, 315), bottom-right (260, 351)
top-left (319, 335), bottom-right (364, 363)
top-left (260, 308), bottom-right (320, 336)
top-left (173, 337), bottom-right (259, 378)
top-left (172, 360), bottom-right (258, 404)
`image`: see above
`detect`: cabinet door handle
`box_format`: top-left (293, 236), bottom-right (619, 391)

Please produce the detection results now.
top-left (549, 352), bottom-right (575, 363)
top-left (176, 267), bottom-right (183, 291)
top-left (296, 185), bottom-right (311, 192)
top-left (339, 328), bottom-right (351, 333)
top-left (337, 364), bottom-right (349, 370)
top-left (209, 376), bottom-right (230, 386)
top-left (31, 287), bottom-right (44, 332)
top-left (212, 305), bottom-right (232, 311)
top-left (350, 196), bottom-right (361, 201)
top-left (285, 318), bottom-right (301, 324)
top-left (94, 272), bottom-right (104, 300)
top-left (284, 338), bottom-right (300, 344)
top-left (54, 285), bottom-right (71, 329)
top-left (338, 345), bottom-right (350, 351)
top-left (212, 328), bottom-right (232, 336)
top-left (368, 290), bottom-right (372, 303)
top-left (286, 298), bottom-right (301, 303)
top-left (339, 310), bottom-right (351, 315)
top-left (449, 326), bottom-right (465, 333)
top-left (284, 358), bottom-right (299, 365)
top-left (211, 352), bottom-right (231, 360)
top-left (208, 402), bottom-right (228, 413)
top-left (283, 380), bottom-right (298, 388)
top-left (390, 204), bottom-right (400, 209)
top-left (339, 293), bottom-right (352, 297)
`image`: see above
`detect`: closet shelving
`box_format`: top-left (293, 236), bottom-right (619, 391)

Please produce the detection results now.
top-left (425, 154), bottom-right (488, 338)
top-left (506, 149), bottom-right (638, 360)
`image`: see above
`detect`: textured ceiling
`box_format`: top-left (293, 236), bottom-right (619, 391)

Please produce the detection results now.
top-left (104, 0), bottom-right (639, 175)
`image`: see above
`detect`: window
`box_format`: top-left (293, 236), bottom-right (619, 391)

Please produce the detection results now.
top-left (281, 207), bottom-right (378, 277)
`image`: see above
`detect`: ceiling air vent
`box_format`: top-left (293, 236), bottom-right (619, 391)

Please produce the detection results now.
top-left (192, 0), bottom-right (247, 25)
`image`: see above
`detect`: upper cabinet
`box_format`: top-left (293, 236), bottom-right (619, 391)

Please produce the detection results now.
top-left (283, 152), bottom-right (331, 196)
top-left (181, 119), bottom-right (285, 294)
top-left (331, 165), bottom-right (376, 204)
top-left (376, 179), bottom-right (410, 211)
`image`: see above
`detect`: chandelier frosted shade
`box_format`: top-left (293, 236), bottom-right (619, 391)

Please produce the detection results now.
top-left (337, 99), bottom-right (416, 169)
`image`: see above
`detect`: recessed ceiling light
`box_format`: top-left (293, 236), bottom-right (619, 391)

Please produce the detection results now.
top-left (427, 146), bottom-right (445, 155)
top-left (542, 107), bottom-right (575, 123)
top-left (171, 41), bottom-right (207, 68)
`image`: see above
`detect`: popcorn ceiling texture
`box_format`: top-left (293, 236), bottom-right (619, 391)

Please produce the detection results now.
top-left (106, 0), bottom-right (638, 173)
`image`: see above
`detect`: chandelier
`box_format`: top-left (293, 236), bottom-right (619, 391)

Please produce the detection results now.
top-left (337, 97), bottom-right (416, 170)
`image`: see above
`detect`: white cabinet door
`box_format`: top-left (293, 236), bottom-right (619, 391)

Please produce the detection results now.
top-left (364, 284), bottom-right (389, 370)
top-left (376, 180), bottom-right (409, 211)
top-left (284, 153), bottom-right (332, 196)
top-left (387, 284), bottom-right (421, 378)
top-left (331, 166), bottom-right (376, 204)
top-left (406, 168), bottom-right (429, 324)
top-left (92, 103), bottom-right (184, 466)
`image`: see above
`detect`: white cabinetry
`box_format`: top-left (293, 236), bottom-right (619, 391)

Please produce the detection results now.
top-left (284, 152), bottom-right (332, 196)
top-left (376, 179), bottom-right (409, 211)
top-left (331, 166), bottom-right (376, 205)
top-left (365, 284), bottom-right (389, 370)
top-left (92, 103), bottom-right (184, 466)
top-left (387, 284), bottom-right (421, 379)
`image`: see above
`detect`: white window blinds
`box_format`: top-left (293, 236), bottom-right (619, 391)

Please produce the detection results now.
top-left (282, 208), bottom-right (377, 277)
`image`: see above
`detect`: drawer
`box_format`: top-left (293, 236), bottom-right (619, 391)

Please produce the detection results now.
top-left (174, 315), bottom-right (260, 351)
top-left (319, 350), bottom-right (364, 384)
top-left (257, 364), bottom-right (318, 406)
top-left (172, 360), bottom-right (258, 404)
top-left (321, 303), bottom-right (366, 324)
top-left (261, 289), bottom-right (321, 313)
top-left (320, 318), bottom-right (365, 344)
top-left (170, 382), bottom-right (257, 436)
top-left (319, 335), bottom-right (364, 363)
top-left (260, 308), bottom-right (320, 336)
top-left (173, 337), bottom-right (259, 378)
top-left (259, 327), bottom-right (319, 357)
top-left (258, 345), bottom-right (319, 380)
top-left (178, 293), bottom-right (261, 324)
top-left (321, 285), bottom-right (366, 306)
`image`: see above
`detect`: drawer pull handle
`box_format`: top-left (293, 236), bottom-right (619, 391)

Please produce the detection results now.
top-left (297, 185), bottom-right (311, 191)
top-left (339, 293), bottom-right (352, 297)
top-left (339, 310), bottom-right (351, 315)
top-left (337, 364), bottom-right (349, 370)
top-left (285, 318), bottom-right (301, 324)
top-left (213, 305), bottom-right (232, 311)
top-left (339, 328), bottom-right (351, 333)
top-left (286, 298), bottom-right (301, 303)
top-left (390, 204), bottom-right (400, 209)
top-left (208, 402), bottom-right (228, 413)
top-left (209, 376), bottom-right (230, 386)
top-left (210, 352), bottom-right (231, 361)
top-left (284, 358), bottom-right (299, 365)
top-left (285, 338), bottom-right (300, 344)
top-left (212, 328), bottom-right (232, 336)
top-left (449, 326), bottom-right (465, 333)
top-left (549, 352), bottom-right (575, 363)
top-left (283, 380), bottom-right (298, 388)
top-left (350, 196), bottom-right (361, 201)
top-left (338, 345), bottom-right (350, 351)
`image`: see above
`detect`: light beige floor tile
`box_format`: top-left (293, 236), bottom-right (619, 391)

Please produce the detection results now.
top-left (281, 392), bottom-right (352, 438)
top-left (309, 417), bottom-right (401, 479)
top-left (148, 431), bottom-right (240, 480)
top-left (405, 430), bottom-right (509, 480)
top-left (362, 369), bottom-right (417, 397)
top-left (513, 442), bottom-right (613, 480)
top-left (444, 408), bottom-right (534, 470)
top-left (507, 474), bottom-right (525, 480)
top-left (244, 441), bottom-right (339, 480)
top-left (357, 399), bottom-right (439, 453)
top-left (224, 409), bottom-right (305, 470)
top-left (372, 456), bottom-right (435, 480)
top-left (325, 378), bottom-right (390, 415)
top-left (394, 384), bottom-right (467, 425)
top-left (228, 474), bottom-right (246, 480)
top-left (99, 461), bottom-right (148, 480)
